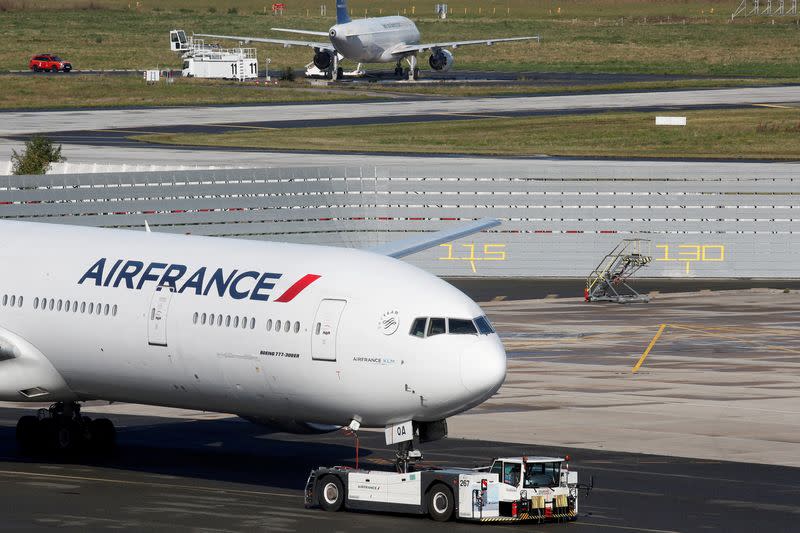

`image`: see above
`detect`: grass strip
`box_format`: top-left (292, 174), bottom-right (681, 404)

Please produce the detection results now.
top-left (0, 75), bottom-right (373, 110)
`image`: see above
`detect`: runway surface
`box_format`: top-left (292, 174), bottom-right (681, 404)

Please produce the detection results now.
top-left (4, 103), bottom-right (770, 151)
top-left (1, 86), bottom-right (798, 136)
top-left (1, 407), bottom-right (797, 532)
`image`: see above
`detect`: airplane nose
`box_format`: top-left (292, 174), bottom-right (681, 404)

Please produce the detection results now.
top-left (460, 339), bottom-right (507, 398)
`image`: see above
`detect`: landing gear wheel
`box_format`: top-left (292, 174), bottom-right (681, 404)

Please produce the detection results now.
top-left (336, 67), bottom-right (343, 80)
top-left (55, 420), bottom-right (80, 452)
top-left (318, 475), bottom-right (345, 512)
top-left (427, 484), bottom-right (454, 522)
top-left (394, 66), bottom-right (403, 77)
top-left (412, 67), bottom-right (420, 81)
top-left (16, 416), bottom-right (39, 453)
top-left (90, 418), bottom-right (117, 453)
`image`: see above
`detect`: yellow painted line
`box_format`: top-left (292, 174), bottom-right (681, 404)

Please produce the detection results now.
top-left (492, 295), bottom-right (507, 301)
top-left (94, 130), bottom-right (165, 135)
top-left (0, 469), bottom-right (295, 498)
top-left (632, 323), bottom-right (667, 374)
top-left (220, 124), bottom-right (280, 131)
top-left (435, 112), bottom-right (509, 120)
top-left (753, 103), bottom-right (796, 109)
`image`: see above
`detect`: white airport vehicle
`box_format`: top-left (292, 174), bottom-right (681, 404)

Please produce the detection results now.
top-left (0, 218), bottom-right (505, 468)
top-left (169, 29), bottom-right (258, 81)
top-left (305, 456), bottom-right (583, 523)
top-left (196, 0), bottom-right (539, 80)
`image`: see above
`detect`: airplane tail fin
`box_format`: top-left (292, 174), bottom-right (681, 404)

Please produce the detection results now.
top-left (336, 0), bottom-right (351, 24)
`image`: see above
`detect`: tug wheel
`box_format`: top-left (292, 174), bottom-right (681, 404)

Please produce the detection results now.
top-left (427, 483), bottom-right (454, 521)
top-left (318, 475), bottom-right (345, 512)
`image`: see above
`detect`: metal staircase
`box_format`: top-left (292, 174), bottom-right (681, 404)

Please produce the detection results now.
top-left (585, 239), bottom-right (652, 303)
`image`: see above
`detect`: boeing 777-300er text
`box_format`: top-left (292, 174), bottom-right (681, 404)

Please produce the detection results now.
top-left (196, 0), bottom-right (539, 80)
top-left (0, 218), bottom-right (505, 471)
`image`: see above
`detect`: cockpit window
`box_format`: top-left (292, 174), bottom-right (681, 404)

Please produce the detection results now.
top-left (410, 317), bottom-right (426, 338)
top-left (449, 318), bottom-right (477, 334)
top-left (474, 315), bottom-right (495, 335)
top-left (427, 318), bottom-right (446, 337)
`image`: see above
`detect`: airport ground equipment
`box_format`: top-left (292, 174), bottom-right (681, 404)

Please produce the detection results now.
top-left (732, 0), bottom-right (797, 18)
top-left (305, 456), bottom-right (582, 523)
top-left (169, 30), bottom-right (258, 81)
top-left (586, 239), bottom-right (652, 303)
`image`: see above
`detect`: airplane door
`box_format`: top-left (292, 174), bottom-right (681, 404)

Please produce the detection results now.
top-left (311, 299), bottom-right (346, 361)
top-left (148, 285), bottom-right (174, 347)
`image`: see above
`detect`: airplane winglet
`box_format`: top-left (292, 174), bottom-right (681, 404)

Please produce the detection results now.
top-left (367, 218), bottom-right (501, 259)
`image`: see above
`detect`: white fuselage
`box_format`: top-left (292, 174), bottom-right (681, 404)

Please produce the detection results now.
top-left (328, 16), bottom-right (420, 63)
top-left (0, 221), bottom-right (505, 429)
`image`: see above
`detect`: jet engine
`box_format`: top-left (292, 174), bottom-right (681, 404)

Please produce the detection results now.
top-left (428, 49), bottom-right (454, 71)
top-left (313, 50), bottom-right (334, 70)
top-left (240, 415), bottom-right (341, 435)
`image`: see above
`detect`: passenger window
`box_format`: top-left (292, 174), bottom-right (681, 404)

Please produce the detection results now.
top-left (65, 301), bottom-right (71, 312)
top-left (235, 316), bottom-right (241, 328)
top-left (150, 308), bottom-right (155, 320)
top-left (112, 305), bottom-right (118, 316)
top-left (449, 319), bottom-right (477, 335)
top-left (241, 316), bottom-right (248, 329)
top-left (266, 318), bottom-right (272, 331)
top-left (193, 312), bottom-right (198, 324)
top-left (74, 301), bottom-right (78, 313)
top-left (428, 318), bottom-right (446, 337)
top-left (225, 315), bottom-right (231, 327)
top-left (250, 317), bottom-right (256, 330)
top-left (410, 317), bottom-right (426, 338)
top-left (217, 315), bottom-right (223, 326)
top-left (18, 296), bottom-right (22, 307)
top-left (490, 461), bottom-right (503, 476)
top-left (34, 297), bottom-right (39, 309)
top-left (56, 299), bottom-right (61, 311)
top-left (88, 303), bottom-right (94, 314)
top-left (11, 295), bottom-right (16, 307)
top-left (49, 299), bottom-right (55, 311)
top-left (201, 312), bottom-right (207, 325)
top-left (315, 322), bottom-right (321, 335)
top-left (294, 321), bottom-right (300, 333)
top-left (96, 303), bottom-right (102, 315)
top-left (104, 304), bottom-right (110, 316)
top-left (2, 295), bottom-right (6, 306)
top-left (276, 320), bottom-right (282, 332)
top-left (283, 320), bottom-right (290, 333)
top-left (80, 302), bottom-right (86, 313)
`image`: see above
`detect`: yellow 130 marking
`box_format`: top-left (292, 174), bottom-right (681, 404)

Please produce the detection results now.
top-left (656, 244), bottom-right (725, 274)
top-left (439, 244), bottom-right (507, 273)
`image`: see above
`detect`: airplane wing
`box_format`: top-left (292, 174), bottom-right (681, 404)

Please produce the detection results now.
top-left (367, 218), bottom-right (501, 259)
top-left (271, 28), bottom-right (330, 37)
top-left (194, 33), bottom-right (333, 50)
top-left (390, 36), bottom-right (540, 55)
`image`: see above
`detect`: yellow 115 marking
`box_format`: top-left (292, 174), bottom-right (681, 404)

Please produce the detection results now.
top-left (438, 244), bottom-right (506, 273)
top-left (656, 244), bottom-right (725, 274)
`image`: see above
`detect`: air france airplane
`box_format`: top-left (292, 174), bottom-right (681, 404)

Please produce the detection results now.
top-left (0, 219), bottom-right (505, 470)
top-left (197, 0), bottom-right (539, 80)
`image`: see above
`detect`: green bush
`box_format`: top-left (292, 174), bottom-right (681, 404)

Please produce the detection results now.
top-left (11, 135), bottom-right (65, 175)
top-left (280, 66), bottom-right (295, 81)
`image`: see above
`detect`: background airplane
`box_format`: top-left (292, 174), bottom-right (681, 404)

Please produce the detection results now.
top-left (0, 218), bottom-right (505, 471)
top-left (197, 0), bottom-right (540, 80)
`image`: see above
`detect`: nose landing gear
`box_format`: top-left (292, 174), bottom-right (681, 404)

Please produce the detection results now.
top-left (395, 440), bottom-right (424, 473)
top-left (16, 402), bottom-right (116, 455)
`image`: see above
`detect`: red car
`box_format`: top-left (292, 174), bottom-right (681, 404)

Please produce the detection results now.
top-left (29, 54), bottom-right (72, 72)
